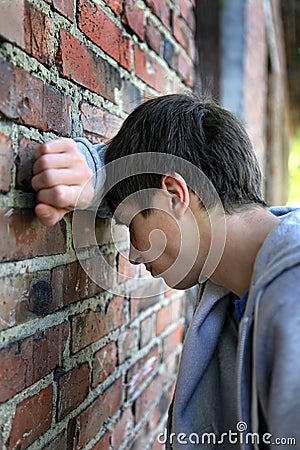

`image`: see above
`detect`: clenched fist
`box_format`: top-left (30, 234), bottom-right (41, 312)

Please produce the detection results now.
top-left (32, 138), bottom-right (94, 226)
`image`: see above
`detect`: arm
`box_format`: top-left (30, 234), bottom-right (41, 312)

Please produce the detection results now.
top-left (256, 266), bottom-right (300, 447)
top-left (31, 138), bottom-right (108, 226)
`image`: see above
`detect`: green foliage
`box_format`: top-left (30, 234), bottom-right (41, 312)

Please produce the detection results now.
top-left (288, 128), bottom-right (300, 205)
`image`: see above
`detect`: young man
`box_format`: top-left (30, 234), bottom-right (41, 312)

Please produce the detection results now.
top-left (32, 94), bottom-right (300, 449)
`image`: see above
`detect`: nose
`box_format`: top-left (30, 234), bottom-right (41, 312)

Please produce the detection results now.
top-left (129, 243), bottom-right (143, 265)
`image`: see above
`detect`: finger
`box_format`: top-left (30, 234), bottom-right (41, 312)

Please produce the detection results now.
top-left (34, 138), bottom-right (78, 160)
top-left (35, 203), bottom-right (68, 227)
top-left (32, 167), bottom-right (93, 192)
top-left (33, 153), bottom-right (85, 175)
top-left (36, 184), bottom-right (94, 209)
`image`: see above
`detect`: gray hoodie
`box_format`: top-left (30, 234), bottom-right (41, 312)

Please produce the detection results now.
top-left (75, 140), bottom-right (300, 449)
top-left (167, 206), bottom-right (300, 449)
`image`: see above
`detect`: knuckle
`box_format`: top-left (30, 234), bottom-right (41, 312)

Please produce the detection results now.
top-left (52, 185), bottom-right (66, 204)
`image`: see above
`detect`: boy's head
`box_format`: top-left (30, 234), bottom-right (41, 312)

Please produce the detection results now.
top-left (104, 93), bottom-right (266, 214)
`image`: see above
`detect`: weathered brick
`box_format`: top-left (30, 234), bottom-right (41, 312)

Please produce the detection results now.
top-left (71, 295), bottom-right (125, 353)
top-left (23, 2), bottom-right (55, 65)
top-left (0, 273), bottom-right (34, 331)
top-left (118, 327), bottom-right (138, 364)
top-left (15, 136), bottom-right (40, 192)
top-left (78, 0), bottom-right (131, 70)
top-left (43, 430), bottom-right (68, 450)
top-left (140, 315), bottom-right (155, 347)
top-left (51, 0), bottom-right (74, 21)
top-left (0, 0), bottom-right (25, 48)
top-left (56, 363), bottom-right (90, 420)
top-left (7, 385), bottom-right (53, 450)
top-left (111, 408), bottom-right (134, 449)
top-left (0, 322), bottom-right (69, 402)
top-left (51, 256), bottom-right (109, 308)
top-left (0, 208), bottom-right (67, 262)
top-left (134, 375), bottom-right (161, 422)
top-left (162, 323), bottom-right (183, 359)
top-left (91, 432), bottom-right (110, 450)
top-left (92, 341), bottom-right (117, 387)
top-left (126, 346), bottom-right (159, 398)
top-left (106, 0), bottom-right (123, 16)
top-left (118, 251), bottom-right (137, 283)
top-left (58, 30), bottom-right (121, 102)
top-left (163, 36), bottom-right (176, 68)
top-left (173, 13), bottom-right (189, 51)
top-left (0, 133), bottom-right (13, 192)
top-left (121, 80), bottom-right (142, 114)
top-left (123, 0), bottom-right (145, 41)
top-left (130, 279), bottom-right (163, 318)
top-left (145, 0), bottom-right (170, 29)
top-left (179, 0), bottom-right (195, 32)
top-left (134, 46), bottom-right (171, 93)
top-left (156, 304), bottom-right (171, 335)
top-left (145, 18), bottom-right (162, 54)
top-left (80, 103), bottom-right (123, 142)
top-left (177, 51), bottom-right (194, 87)
top-left (67, 378), bottom-right (122, 449)
top-left (0, 60), bottom-right (71, 135)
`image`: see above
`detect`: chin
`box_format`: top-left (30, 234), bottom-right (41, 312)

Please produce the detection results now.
top-left (160, 274), bottom-right (197, 290)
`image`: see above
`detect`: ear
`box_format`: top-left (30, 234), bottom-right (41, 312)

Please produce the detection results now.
top-left (160, 172), bottom-right (190, 219)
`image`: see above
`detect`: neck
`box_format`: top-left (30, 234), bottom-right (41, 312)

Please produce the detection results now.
top-left (210, 207), bottom-right (280, 297)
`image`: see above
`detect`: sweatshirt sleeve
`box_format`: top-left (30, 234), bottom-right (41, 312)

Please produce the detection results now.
top-left (255, 266), bottom-right (300, 447)
top-left (74, 137), bottom-right (112, 218)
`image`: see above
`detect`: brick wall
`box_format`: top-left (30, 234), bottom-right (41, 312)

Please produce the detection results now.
top-left (0, 0), bottom-right (195, 449)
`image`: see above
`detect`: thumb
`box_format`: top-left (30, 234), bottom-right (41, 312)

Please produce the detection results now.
top-left (35, 203), bottom-right (69, 227)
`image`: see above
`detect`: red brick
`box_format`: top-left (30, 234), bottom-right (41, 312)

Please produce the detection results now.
top-left (140, 315), bottom-right (155, 347)
top-left (15, 136), bottom-right (40, 192)
top-left (56, 363), bottom-right (90, 420)
top-left (123, 0), bottom-right (145, 41)
top-left (173, 13), bottom-right (189, 51)
top-left (118, 327), bottom-right (138, 364)
top-left (145, 0), bottom-right (170, 29)
top-left (145, 18), bottom-right (162, 54)
top-left (23, 2), bottom-right (55, 65)
top-left (179, 0), bottom-right (195, 32)
top-left (112, 408), bottom-right (133, 449)
top-left (71, 295), bottom-right (125, 353)
top-left (134, 375), bottom-right (161, 422)
top-left (134, 45), bottom-right (171, 93)
top-left (126, 346), bottom-right (159, 398)
top-left (177, 51), bottom-right (194, 87)
top-left (0, 60), bottom-right (71, 134)
top-left (51, 0), bottom-right (74, 21)
top-left (156, 304), bottom-right (171, 335)
top-left (130, 279), bottom-right (163, 318)
top-left (118, 251), bottom-right (137, 283)
top-left (7, 385), bottom-right (53, 450)
top-left (0, 272), bottom-right (51, 331)
top-left (67, 378), bottom-right (122, 448)
top-left (0, 208), bottom-right (66, 262)
top-left (91, 432), bottom-right (110, 450)
top-left (0, 322), bottom-right (69, 402)
top-left (80, 102), bottom-right (123, 142)
top-left (78, 0), bottom-right (131, 70)
top-left (92, 341), bottom-right (117, 387)
top-left (58, 30), bottom-right (121, 102)
top-left (162, 323), bottom-right (183, 358)
top-left (106, 0), bottom-right (123, 16)
top-left (51, 256), bottom-right (109, 308)
top-left (0, 0), bottom-right (25, 47)
top-left (0, 133), bottom-right (13, 192)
